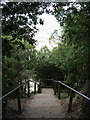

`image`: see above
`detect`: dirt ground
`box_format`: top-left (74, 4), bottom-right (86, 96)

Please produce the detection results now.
top-left (60, 93), bottom-right (87, 118)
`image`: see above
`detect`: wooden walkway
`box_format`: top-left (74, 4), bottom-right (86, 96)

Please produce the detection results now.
top-left (22, 88), bottom-right (66, 118)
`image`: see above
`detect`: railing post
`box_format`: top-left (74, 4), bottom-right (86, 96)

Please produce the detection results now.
top-left (17, 88), bottom-right (21, 114)
top-left (54, 81), bottom-right (56, 95)
top-left (38, 80), bottom-right (41, 93)
top-left (58, 82), bottom-right (61, 99)
top-left (52, 80), bottom-right (54, 89)
top-left (34, 82), bottom-right (36, 94)
top-left (20, 80), bottom-right (23, 97)
top-left (24, 79), bottom-right (27, 97)
top-left (68, 90), bottom-right (74, 113)
top-left (56, 82), bottom-right (58, 94)
top-left (27, 80), bottom-right (30, 97)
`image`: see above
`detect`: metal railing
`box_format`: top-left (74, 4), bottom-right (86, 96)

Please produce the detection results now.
top-left (51, 79), bottom-right (90, 113)
top-left (1, 78), bottom-right (90, 117)
top-left (0, 79), bottom-right (41, 116)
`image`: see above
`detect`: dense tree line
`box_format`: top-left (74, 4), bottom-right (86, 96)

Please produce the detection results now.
top-left (2, 2), bottom-right (50, 94)
top-left (51, 2), bottom-right (90, 118)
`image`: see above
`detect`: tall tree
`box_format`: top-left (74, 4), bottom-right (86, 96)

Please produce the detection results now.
top-left (2, 2), bottom-right (45, 45)
top-left (52, 2), bottom-right (90, 118)
top-left (2, 2), bottom-right (51, 57)
top-left (2, 2), bottom-right (50, 93)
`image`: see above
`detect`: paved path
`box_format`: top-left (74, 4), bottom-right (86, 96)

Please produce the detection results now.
top-left (22, 88), bottom-right (66, 118)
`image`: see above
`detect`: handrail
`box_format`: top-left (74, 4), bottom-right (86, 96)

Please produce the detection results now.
top-left (0, 79), bottom-right (39, 100)
top-left (52, 79), bottom-right (90, 101)
top-left (51, 79), bottom-right (90, 113)
top-left (58, 81), bottom-right (90, 101)
top-left (0, 82), bottom-right (25, 100)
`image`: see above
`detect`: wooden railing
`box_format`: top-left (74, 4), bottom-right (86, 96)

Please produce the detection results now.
top-left (0, 79), bottom-right (41, 114)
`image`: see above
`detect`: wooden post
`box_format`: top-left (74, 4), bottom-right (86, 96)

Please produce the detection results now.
top-left (24, 79), bottom-right (26, 97)
top-left (34, 82), bottom-right (36, 94)
top-left (27, 80), bottom-right (30, 97)
top-left (17, 88), bottom-right (21, 114)
top-left (58, 82), bottom-right (61, 99)
top-left (54, 82), bottom-right (56, 95)
top-left (38, 80), bottom-right (41, 93)
top-left (20, 80), bottom-right (23, 97)
top-left (46, 79), bottom-right (48, 88)
top-left (56, 82), bottom-right (58, 93)
top-left (52, 80), bottom-right (54, 89)
top-left (68, 90), bottom-right (74, 113)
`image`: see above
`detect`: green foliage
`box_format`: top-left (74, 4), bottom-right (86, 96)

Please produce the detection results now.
top-left (49, 29), bottom-right (62, 44)
top-left (2, 2), bottom-right (89, 105)
top-left (2, 2), bottom-right (51, 95)
top-left (34, 46), bottom-right (64, 81)
top-left (2, 2), bottom-right (47, 45)
top-left (2, 38), bottom-right (38, 94)
top-left (60, 93), bottom-right (68, 99)
top-left (50, 2), bottom-right (89, 88)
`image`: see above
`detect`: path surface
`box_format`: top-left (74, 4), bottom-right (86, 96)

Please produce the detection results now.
top-left (22, 88), bottom-right (66, 118)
